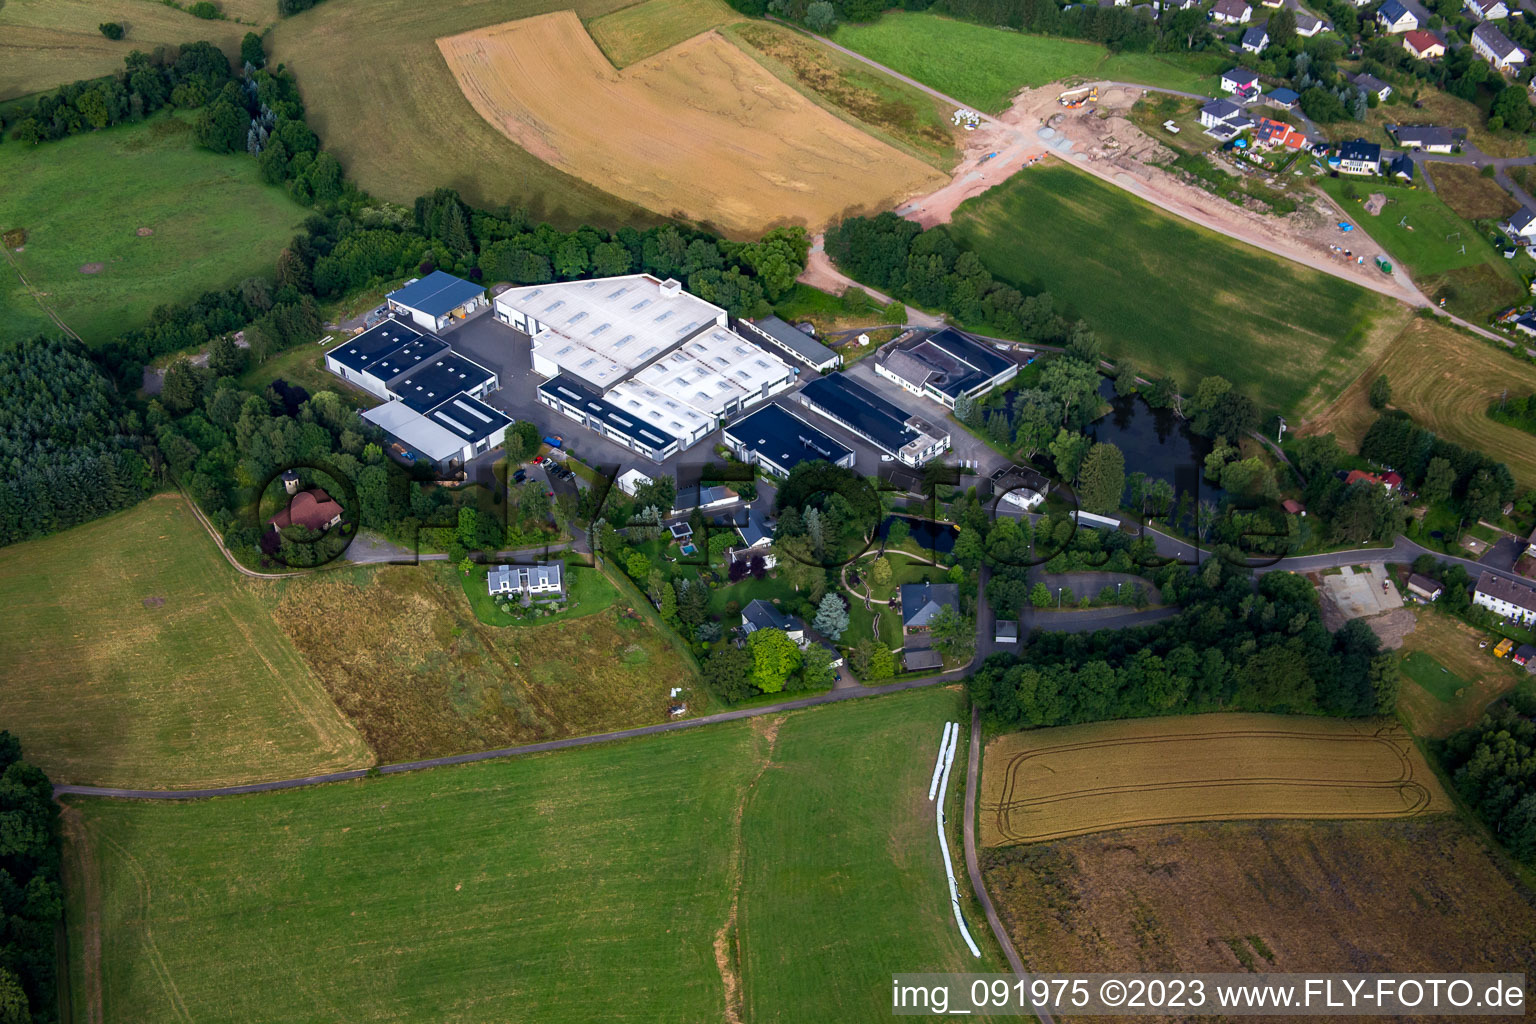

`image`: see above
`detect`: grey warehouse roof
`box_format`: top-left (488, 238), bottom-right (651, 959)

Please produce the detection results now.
top-left (739, 315), bottom-right (840, 368)
top-left (387, 271), bottom-right (485, 317)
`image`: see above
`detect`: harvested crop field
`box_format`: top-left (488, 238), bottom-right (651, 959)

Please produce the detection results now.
top-left (983, 817), bottom-right (1536, 977)
top-left (437, 13), bottom-right (944, 236)
top-left (979, 713), bottom-right (1448, 846)
top-left (272, 562), bottom-right (698, 763)
top-left (1301, 317), bottom-right (1536, 488)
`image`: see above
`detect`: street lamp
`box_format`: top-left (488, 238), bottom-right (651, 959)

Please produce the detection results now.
top-left (1058, 587), bottom-right (1063, 608)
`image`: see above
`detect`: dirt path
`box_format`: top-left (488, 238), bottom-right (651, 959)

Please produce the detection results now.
top-left (4, 245), bottom-right (83, 342)
top-left (60, 807), bottom-right (104, 1024)
top-left (713, 715), bottom-right (782, 1024)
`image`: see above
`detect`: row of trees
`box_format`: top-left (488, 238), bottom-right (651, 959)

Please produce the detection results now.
top-left (0, 337), bottom-right (155, 547)
top-left (0, 733), bottom-right (62, 1024)
top-left (826, 213), bottom-right (1073, 344)
top-left (971, 561), bottom-right (1397, 729)
top-left (1489, 392), bottom-right (1536, 436)
top-left (7, 42), bottom-right (236, 144)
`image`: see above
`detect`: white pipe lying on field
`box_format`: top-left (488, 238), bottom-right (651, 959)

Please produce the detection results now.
top-left (928, 721), bottom-right (955, 801)
top-left (935, 719), bottom-right (981, 958)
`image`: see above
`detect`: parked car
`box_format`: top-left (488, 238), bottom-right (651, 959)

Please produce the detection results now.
top-left (532, 455), bottom-right (545, 464)
top-left (513, 468), bottom-right (526, 483)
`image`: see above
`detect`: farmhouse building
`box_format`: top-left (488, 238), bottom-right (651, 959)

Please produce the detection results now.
top-left (1407, 573), bottom-right (1444, 601)
top-left (1211, 0), bottom-right (1252, 23)
top-left (1338, 139), bottom-right (1383, 174)
top-left (796, 373), bottom-right (950, 466)
top-left (1466, 0), bottom-right (1509, 19)
top-left (735, 315), bottom-right (841, 372)
top-left (1242, 25), bottom-right (1270, 53)
top-left (1376, 0), bottom-right (1418, 31)
top-left (1402, 29), bottom-right (1447, 58)
top-left (901, 582), bottom-right (959, 632)
top-left (873, 328), bottom-right (1019, 409)
top-left (386, 271), bottom-right (487, 332)
top-left (1220, 67), bottom-right (1261, 95)
top-left (1473, 571), bottom-right (1536, 624)
top-left (1503, 206), bottom-right (1536, 241)
top-left (1390, 124), bottom-right (1455, 152)
top-left (1472, 21), bottom-right (1527, 70)
top-left (740, 599), bottom-right (805, 640)
top-left (722, 402), bottom-right (855, 478)
top-left (268, 488), bottom-right (343, 533)
top-left (496, 274), bottom-right (796, 461)
top-left (487, 562), bottom-right (564, 600)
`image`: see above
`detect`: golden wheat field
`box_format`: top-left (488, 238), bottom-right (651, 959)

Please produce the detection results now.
top-left (1302, 317), bottom-right (1536, 488)
top-left (979, 713), bottom-right (1449, 847)
top-left (436, 13), bottom-right (945, 236)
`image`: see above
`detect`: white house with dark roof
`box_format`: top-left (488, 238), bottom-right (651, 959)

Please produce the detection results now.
top-left (1337, 138), bottom-right (1383, 175)
top-left (1473, 571), bottom-right (1536, 625)
top-left (1503, 206), bottom-right (1536, 241)
top-left (1241, 24), bottom-right (1270, 52)
top-left (1211, 0), bottom-right (1253, 22)
top-left (1376, 0), bottom-right (1418, 32)
top-left (740, 599), bottom-right (805, 640)
top-left (386, 271), bottom-right (487, 333)
top-left (1466, 0), bottom-right (1509, 19)
top-left (1295, 12), bottom-right (1325, 34)
top-left (1220, 67), bottom-right (1261, 95)
top-left (1350, 72), bottom-right (1393, 100)
top-left (487, 562), bottom-right (564, 599)
top-left (1199, 98), bottom-right (1255, 140)
top-left (900, 582), bottom-right (959, 633)
top-left (1390, 124), bottom-right (1455, 152)
top-left (1473, 21), bottom-right (1528, 70)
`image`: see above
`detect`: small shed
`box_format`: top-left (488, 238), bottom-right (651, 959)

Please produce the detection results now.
top-left (1407, 573), bottom-right (1443, 601)
top-left (903, 648), bottom-right (944, 671)
top-left (995, 620), bottom-right (1019, 644)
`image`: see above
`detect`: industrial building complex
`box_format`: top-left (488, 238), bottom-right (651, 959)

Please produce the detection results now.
top-left (873, 327), bottom-right (1019, 409)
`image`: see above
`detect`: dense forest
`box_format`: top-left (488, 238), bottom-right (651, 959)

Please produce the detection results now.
top-left (971, 561), bottom-right (1397, 728)
top-left (0, 337), bottom-right (154, 546)
top-left (1440, 692), bottom-right (1536, 862)
top-left (0, 733), bottom-right (62, 1024)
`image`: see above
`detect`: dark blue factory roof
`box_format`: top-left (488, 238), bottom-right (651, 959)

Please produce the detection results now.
top-left (386, 271), bottom-right (485, 317)
top-left (326, 320), bottom-right (428, 375)
top-left (389, 352), bottom-right (497, 413)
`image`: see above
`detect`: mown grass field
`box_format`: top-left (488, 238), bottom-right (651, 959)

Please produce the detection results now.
top-left (727, 21), bottom-right (959, 170)
top-left (0, 495), bottom-right (372, 789)
top-left (832, 12), bottom-right (1225, 112)
top-left (64, 687), bottom-right (998, 1023)
top-left (1317, 177), bottom-right (1523, 322)
top-left (588, 0), bottom-right (737, 66)
top-left (980, 713), bottom-right (1447, 846)
top-left (266, 0), bottom-right (661, 227)
top-left (270, 561), bottom-right (699, 763)
top-left (1302, 316), bottom-right (1536, 488)
top-left (0, 113), bottom-right (309, 347)
top-left (984, 817), bottom-right (1535, 978)
top-left (0, 0), bottom-right (260, 102)
top-left (1396, 609), bottom-right (1531, 738)
top-left (949, 164), bottom-right (1403, 415)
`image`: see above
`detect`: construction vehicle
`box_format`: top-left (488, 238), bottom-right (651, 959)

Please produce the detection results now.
top-left (1058, 85), bottom-right (1094, 108)
top-left (1494, 638), bottom-right (1515, 659)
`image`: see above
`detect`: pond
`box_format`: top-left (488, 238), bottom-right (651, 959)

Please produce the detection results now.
top-left (1087, 379), bottom-right (1225, 506)
top-left (878, 514), bottom-right (959, 555)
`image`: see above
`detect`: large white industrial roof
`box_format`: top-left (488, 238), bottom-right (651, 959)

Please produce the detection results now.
top-left (496, 274), bottom-right (726, 390)
top-left (362, 399), bottom-right (468, 462)
top-left (629, 326), bottom-right (791, 419)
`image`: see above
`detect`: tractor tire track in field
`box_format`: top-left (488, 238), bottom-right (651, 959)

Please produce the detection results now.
top-left (3, 245), bottom-right (82, 343)
top-left (986, 724), bottom-right (1435, 846)
top-left (59, 807), bottom-right (104, 1024)
top-left (714, 715), bottom-right (781, 1024)
top-left (99, 832), bottom-right (194, 1023)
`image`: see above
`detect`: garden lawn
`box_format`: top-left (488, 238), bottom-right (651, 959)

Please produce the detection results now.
top-left (0, 494), bottom-right (372, 789)
top-left (64, 687), bottom-right (999, 1023)
top-left (949, 163), bottom-right (1402, 415)
top-left (831, 12), bottom-right (1228, 112)
top-left (0, 112), bottom-right (310, 347)
top-left (1400, 650), bottom-right (1467, 703)
top-left (460, 563), bottom-right (619, 626)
